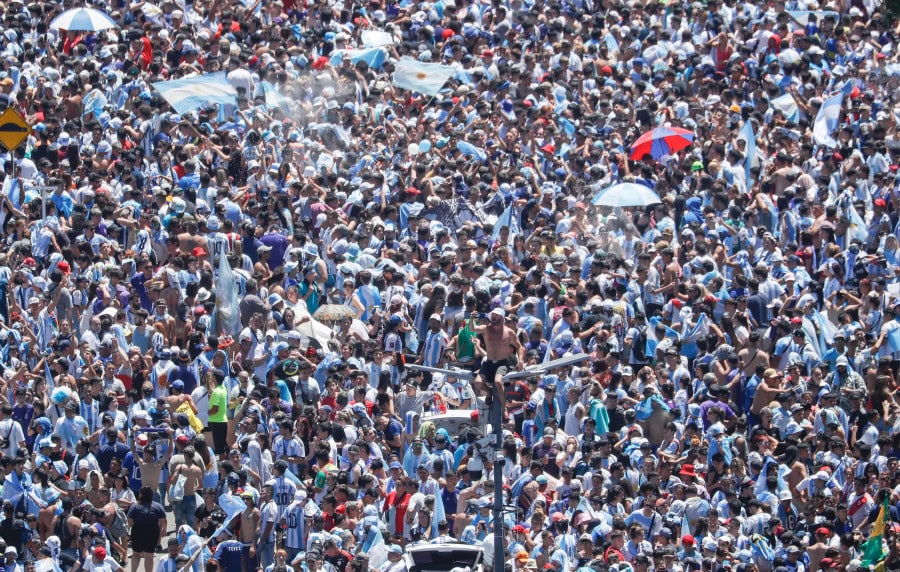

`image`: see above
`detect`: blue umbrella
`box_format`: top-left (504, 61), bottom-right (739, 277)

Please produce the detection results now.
top-left (591, 183), bottom-right (661, 207)
top-left (50, 8), bottom-right (118, 32)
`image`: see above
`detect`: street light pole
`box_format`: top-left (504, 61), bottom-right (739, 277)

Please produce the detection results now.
top-left (404, 364), bottom-right (474, 382)
top-left (491, 390), bottom-right (505, 572)
top-left (493, 354), bottom-right (590, 572)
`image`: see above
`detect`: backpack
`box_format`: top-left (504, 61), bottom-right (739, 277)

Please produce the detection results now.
top-left (0, 420), bottom-right (14, 451)
top-left (632, 326), bottom-right (648, 362)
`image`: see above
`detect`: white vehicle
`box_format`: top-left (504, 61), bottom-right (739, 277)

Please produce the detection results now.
top-left (420, 399), bottom-right (490, 440)
top-left (404, 542), bottom-right (484, 572)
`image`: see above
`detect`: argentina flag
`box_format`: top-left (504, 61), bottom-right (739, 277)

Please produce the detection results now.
top-left (392, 57), bottom-right (455, 96)
top-left (329, 47), bottom-right (387, 69)
top-left (152, 72), bottom-right (238, 116)
top-left (491, 203), bottom-right (519, 243)
top-left (739, 120), bottom-right (756, 183)
top-left (813, 92), bottom-right (843, 147)
top-left (769, 93), bottom-right (800, 123)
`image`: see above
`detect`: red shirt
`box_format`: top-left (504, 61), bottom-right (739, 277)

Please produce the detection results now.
top-left (385, 490), bottom-right (410, 535)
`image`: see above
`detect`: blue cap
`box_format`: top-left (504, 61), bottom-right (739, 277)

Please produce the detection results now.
top-left (389, 461), bottom-right (402, 469)
top-left (35, 417), bottom-right (52, 432)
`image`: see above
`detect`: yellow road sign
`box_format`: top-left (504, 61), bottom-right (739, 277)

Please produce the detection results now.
top-left (0, 108), bottom-right (31, 152)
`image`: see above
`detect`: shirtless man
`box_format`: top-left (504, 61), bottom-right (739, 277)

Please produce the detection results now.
top-left (786, 443), bottom-right (810, 511)
top-left (239, 491), bottom-right (261, 571)
top-left (806, 527), bottom-right (830, 572)
top-left (738, 332), bottom-right (770, 377)
top-left (51, 498), bottom-right (82, 563)
top-left (750, 368), bottom-right (783, 420)
top-left (132, 435), bottom-right (173, 506)
top-left (167, 446), bottom-right (203, 529)
top-left (151, 298), bottom-right (176, 343)
top-left (166, 380), bottom-right (199, 417)
top-left (474, 308), bottom-right (524, 409)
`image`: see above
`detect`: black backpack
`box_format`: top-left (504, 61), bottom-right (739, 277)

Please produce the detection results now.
top-left (632, 326), bottom-right (648, 362)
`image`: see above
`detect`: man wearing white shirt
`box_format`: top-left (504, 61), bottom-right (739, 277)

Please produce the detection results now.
top-left (379, 545), bottom-right (407, 572)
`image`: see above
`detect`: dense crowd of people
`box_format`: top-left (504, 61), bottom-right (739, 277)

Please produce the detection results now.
top-left (0, 0), bottom-right (898, 572)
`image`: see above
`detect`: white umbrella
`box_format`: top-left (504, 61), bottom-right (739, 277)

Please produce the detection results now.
top-left (50, 7), bottom-right (118, 32)
top-left (294, 304), bottom-right (336, 351)
top-left (777, 49), bottom-right (801, 66)
top-left (591, 182), bottom-right (661, 207)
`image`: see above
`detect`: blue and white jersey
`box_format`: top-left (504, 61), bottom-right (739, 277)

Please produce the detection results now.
top-left (155, 556), bottom-right (179, 572)
top-left (281, 500), bottom-right (307, 550)
top-left (265, 475), bottom-right (297, 521)
top-left (206, 232), bottom-right (231, 264)
top-left (356, 284), bottom-right (382, 321)
top-left (80, 399), bottom-right (100, 435)
top-left (259, 499), bottom-right (278, 544)
top-left (272, 436), bottom-right (305, 477)
top-left (422, 329), bottom-right (449, 367)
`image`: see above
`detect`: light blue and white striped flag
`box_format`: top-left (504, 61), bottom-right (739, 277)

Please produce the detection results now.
top-left (645, 316), bottom-right (680, 359)
top-left (681, 313), bottom-right (710, 345)
top-left (259, 81), bottom-right (291, 112)
top-left (888, 328), bottom-right (900, 354)
top-left (362, 525), bottom-right (387, 568)
top-left (329, 47), bottom-right (387, 69)
top-left (491, 203), bottom-right (519, 244)
top-left (770, 93), bottom-right (800, 123)
top-left (740, 120), bottom-right (756, 183)
top-left (82, 89), bottom-right (107, 119)
top-left (787, 10), bottom-right (839, 24)
top-left (152, 72), bottom-right (238, 116)
top-left (1, 472), bottom-right (41, 515)
top-left (840, 79), bottom-right (856, 96)
top-left (457, 140), bottom-right (488, 161)
top-left (361, 30), bottom-right (394, 48)
top-left (44, 360), bottom-right (55, 391)
top-left (392, 57), bottom-right (455, 96)
top-left (604, 33), bottom-right (619, 57)
top-left (210, 491), bottom-right (246, 539)
top-left (813, 92), bottom-right (843, 147)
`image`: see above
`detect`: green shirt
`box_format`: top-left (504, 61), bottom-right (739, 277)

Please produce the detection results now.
top-left (457, 324), bottom-right (476, 361)
top-left (209, 385), bottom-right (228, 423)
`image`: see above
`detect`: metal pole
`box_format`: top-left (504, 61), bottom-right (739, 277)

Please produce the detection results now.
top-left (493, 354), bottom-right (590, 572)
top-left (492, 392), bottom-right (504, 572)
top-left (33, 185), bottom-right (56, 221)
top-left (405, 364), bottom-right (474, 381)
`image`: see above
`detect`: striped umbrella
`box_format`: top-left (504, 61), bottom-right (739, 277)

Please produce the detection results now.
top-left (50, 7), bottom-right (118, 32)
top-left (629, 126), bottom-right (694, 160)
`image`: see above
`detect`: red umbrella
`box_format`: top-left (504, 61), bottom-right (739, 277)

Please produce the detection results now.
top-left (629, 126), bottom-right (695, 160)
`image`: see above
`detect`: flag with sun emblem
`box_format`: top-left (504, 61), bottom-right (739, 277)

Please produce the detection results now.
top-left (391, 57), bottom-right (455, 96)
